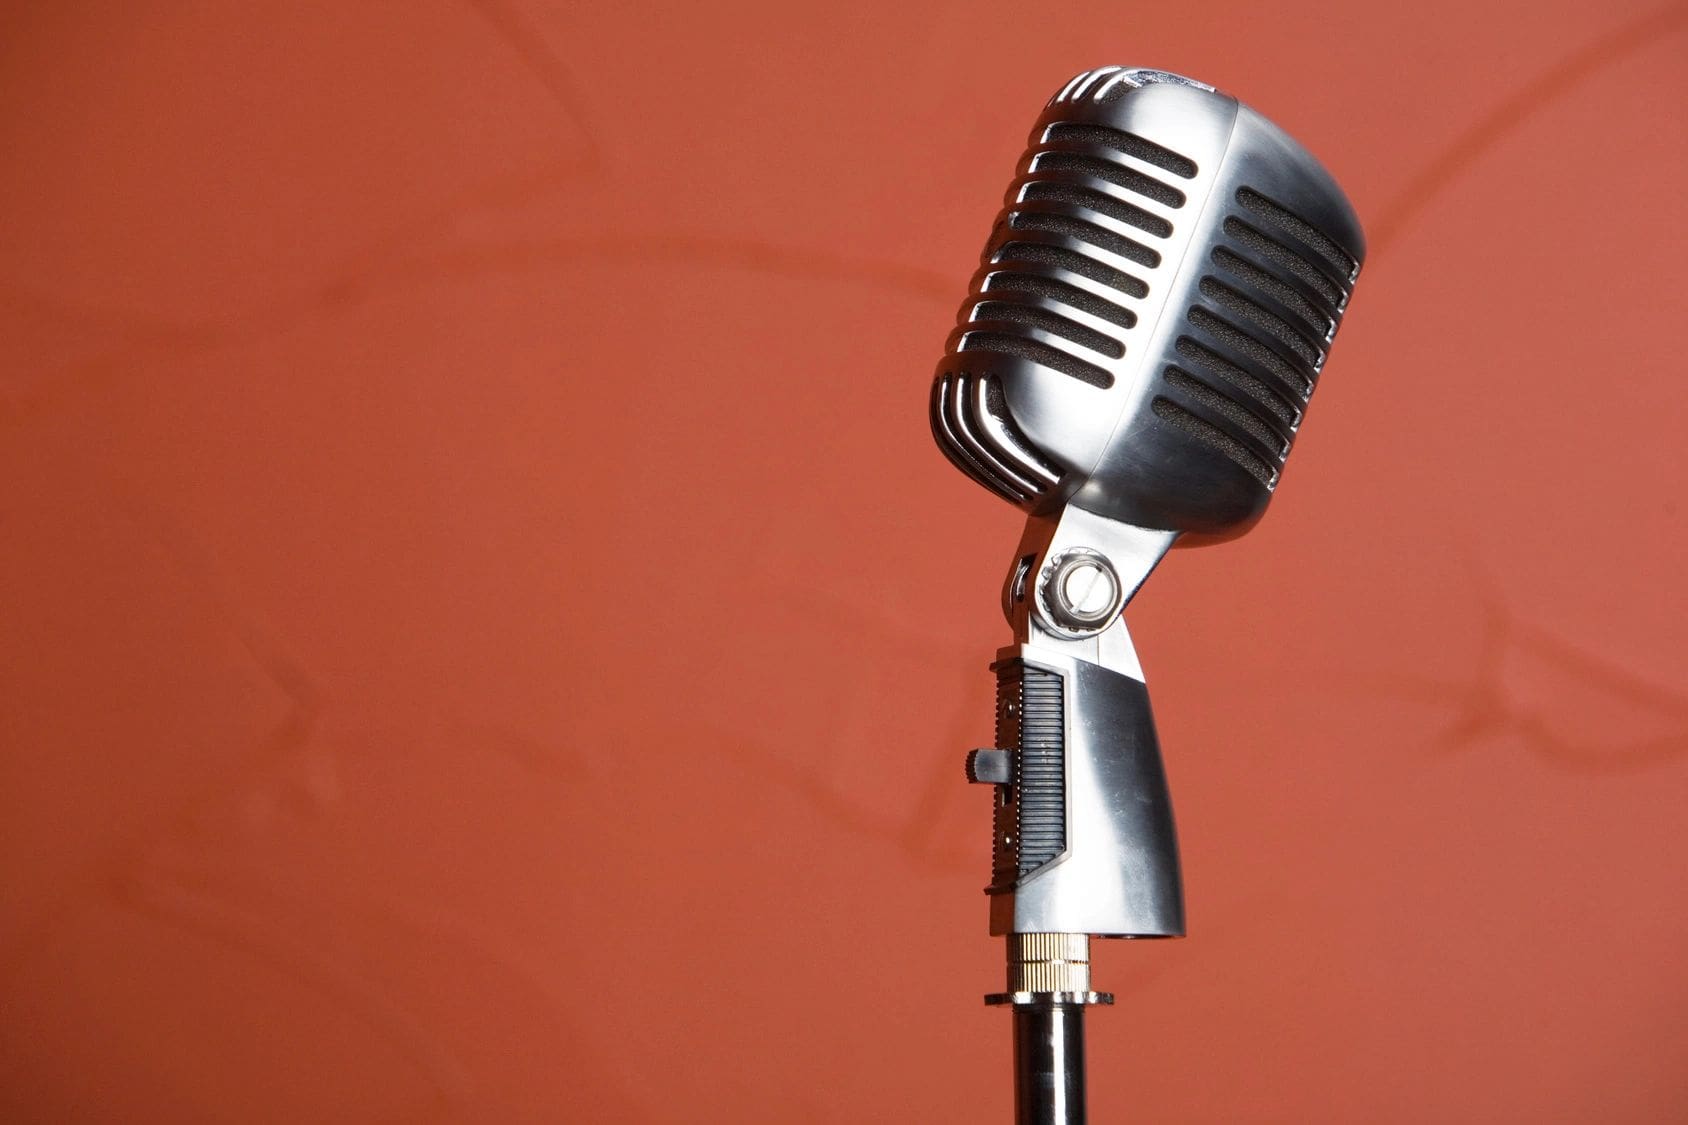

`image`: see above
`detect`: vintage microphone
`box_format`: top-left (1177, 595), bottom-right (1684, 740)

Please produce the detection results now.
top-left (930, 66), bottom-right (1365, 1124)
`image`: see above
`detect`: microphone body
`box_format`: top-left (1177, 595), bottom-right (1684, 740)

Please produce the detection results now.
top-left (935, 68), bottom-right (1363, 957)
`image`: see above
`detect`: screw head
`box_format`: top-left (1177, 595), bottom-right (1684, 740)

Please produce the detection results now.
top-left (1041, 550), bottom-right (1123, 633)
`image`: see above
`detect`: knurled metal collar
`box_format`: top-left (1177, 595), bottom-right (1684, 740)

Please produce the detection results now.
top-left (985, 991), bottom-right (1115, 1007)
top-left (988, 932), bottom-right (1106, 1003)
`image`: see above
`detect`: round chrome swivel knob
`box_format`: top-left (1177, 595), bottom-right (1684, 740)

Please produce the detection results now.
top-left (1039, 549), bottom-right (1123, 634)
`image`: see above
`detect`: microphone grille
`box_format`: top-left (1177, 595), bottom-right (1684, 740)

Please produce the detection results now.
top-left (931, 69), bottom-right (1366, 533)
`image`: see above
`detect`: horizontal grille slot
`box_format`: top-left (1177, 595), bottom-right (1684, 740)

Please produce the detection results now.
top-left (1151, 397), bottom-right (1277, 486)
top-left (987, 273), bottom-right (1136, 329)
top-left (973, 301), bottom-right (1124, 358)
top-left (1163, 366), bottom-right (1289, 453)
top-left (993, 241), bottom-right (1149, 298)
top-left (1021, 181), bottom-right (1174, 238)
top-left (1236, 188), bottom-right (1358, 281)
top-left (959, 332), bottom-right (1114, 388)
top-left (1175, 336), bottom-right (1299, 427)
top-left (1031, 152), bottom-right (1186, 208)
top-left (1199, 277), bottom-right (1323, 369)
top-left (1187, 307), bottom-right (1312, 398)
top-left (1044, 122), bottom-right (1198, 179)
top-left (1223, 217), bottom-right (1344, 309)
top-left (1009, 211), bottom-right (1161, 268)
top-left (1212, 247), bottom-right (1332, 340)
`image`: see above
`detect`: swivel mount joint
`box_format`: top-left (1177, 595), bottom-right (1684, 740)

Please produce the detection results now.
top-left (966, 503), bottom-right (1186, 1009)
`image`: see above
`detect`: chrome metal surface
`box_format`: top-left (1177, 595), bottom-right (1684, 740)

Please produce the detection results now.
top-left (1012, 1002), bottom-right (1088, 1125)
top-left (936, 68), bottom-right (1363, 947)
top-left (930, 72), bottom-right (1364, 1119)
top-left (1041, 551), bottom-right (1121, 633)
top-left (1005, 933), bottom-right (1093, 993)
top-left (980, 504), bottom-right (1183, 937)
top-left (985, 991), bottom-right (1114, 1007)
top-left (987, 634), bottom-right (1184, 937)
top-left (1007, 506), bottom-right (1177, 643)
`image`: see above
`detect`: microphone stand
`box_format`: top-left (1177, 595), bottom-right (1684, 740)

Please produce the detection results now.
top-left (987, 940), bottom-right (1107, 1125)
top-left (1010, 998), bottom-right (1091, 1125)
top-left (963, 506), bottom-right (1186, 1125)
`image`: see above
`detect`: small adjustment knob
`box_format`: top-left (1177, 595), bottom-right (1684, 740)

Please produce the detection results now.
top-left (1040, 549), bottom-right (1122, 634)
top-left (966, 748), bottom-right (1013, 785)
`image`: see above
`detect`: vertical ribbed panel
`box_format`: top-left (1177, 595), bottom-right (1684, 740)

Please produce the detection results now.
top-left (991, 659), bottom-right (1067, 889)
top-left (1016, 668), bottom-right (1066, 873)
top-left (990, 662), bottom-right (1020, 890)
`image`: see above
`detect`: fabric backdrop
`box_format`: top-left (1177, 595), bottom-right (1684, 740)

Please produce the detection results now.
top-left (2, 2), bottom-right (1685, 1121)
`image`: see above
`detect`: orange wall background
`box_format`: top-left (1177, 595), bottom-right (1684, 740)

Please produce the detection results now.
top-left (3, 2), bottom-right (1685, 1122)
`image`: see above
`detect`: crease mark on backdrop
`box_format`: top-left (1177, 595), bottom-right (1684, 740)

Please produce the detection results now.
top-left (457, 0), bottom-right (603, 171)
top-left (132, 498), bottom-right (583, 795)
top-left (331, 235), bottom-right (954, 304)
top-left (1391, 566), bottom-right (1688, 773)
top-left (2, 0), bottom-right (609, 343)
top-left (1371, 2), bottom-right (1688, 255)
top-left (704, 665), bottom-right (991, 873)
top-left (0, 231), bottom-right (952, 429)
top-left (0, 3), bottom-right (953, 426)
top-left (115, 845), bottom-right (647, 1117)
top-left (762, 579), bottom-right (1006, 865)
top-left (112, 871), bottom-right (474, 1108)
top-left (695, 575), bottom-right (999, 870)
top-left (0, 498), bottom-right (329, 983)
top-left (3, 496), bottom-right (599, 1110)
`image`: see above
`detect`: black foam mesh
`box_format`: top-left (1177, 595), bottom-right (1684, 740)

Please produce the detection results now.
top-left (1009, 211), bottom-right (1161, 268)
top-left (993, 241), bottom-right (1149, 298)
top-left (958, 331), bottom-right (1114, 389)
top-left (987, 272), bottom-right (1137, 329)
top-left (1199, 278), bottom-right (1323, 369)
top-left (1044, 122), bottom-right (1199, 179)
top-left (1212, 247), bottom-right (1332, 341)
top-left (1031, 151), bottom-right (1186, 208)
top-left (1150, 396), bottom-right (1277, 486)
top-left (1175, 335), bottom-right (1299, 427)
top-left (1021, 181), bottom-right (1174, 239)
top-left (1222, 217), bottom-right (1343, 308)
top-left (973, 301), bottom-right (1124, 359)
top-left (1187, 307), bottom-right (1311, 398)
top-left (1162, 366), bottom-right (1288, 454)
top-left (1235, 188), bottom-right (1358, 281)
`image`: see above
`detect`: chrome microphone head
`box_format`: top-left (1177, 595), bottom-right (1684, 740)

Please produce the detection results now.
top-left (932, 67), bottom-right (1364, 540)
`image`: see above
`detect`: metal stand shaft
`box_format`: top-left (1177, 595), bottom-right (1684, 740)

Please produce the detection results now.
top-left (1013, 1001), bottom-right (1087, 1125)
top-left (988, 936), bottom-right (1108, 1124)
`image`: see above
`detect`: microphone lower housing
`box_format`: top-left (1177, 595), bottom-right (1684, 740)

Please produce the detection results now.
top-left (982, 645), bottom-right (1184, 938)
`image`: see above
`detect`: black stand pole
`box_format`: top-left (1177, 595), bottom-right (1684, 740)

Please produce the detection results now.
top-left (1013, 1000), bottom-right (1087, 1125)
